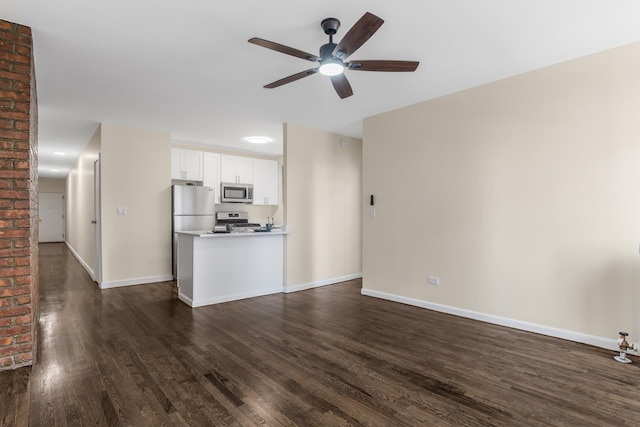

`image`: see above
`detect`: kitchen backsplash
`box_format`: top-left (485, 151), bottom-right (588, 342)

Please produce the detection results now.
top-left (216, 202), bottom-right (282, 225)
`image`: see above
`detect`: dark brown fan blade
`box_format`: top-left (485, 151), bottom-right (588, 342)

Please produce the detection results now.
top-left (333, 12), bottom-right (384, 59)
top-left (330, 74), bottom-right (353, 99)
top-left (348, 60), bottom-right (419, 72)
top-left (264, 68), bottom-right (318, 89)
top-left (249, 37), bottom-right (320, 62)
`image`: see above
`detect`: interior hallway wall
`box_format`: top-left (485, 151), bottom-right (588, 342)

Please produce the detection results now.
top-left (99, 124), bottom-right (172, 287)
top-left (65, 123), bottom-right (172, 287)
top-left (0, 19), bottom-right (38, 370)
top-left (65, 125), bottom-right (101, 278)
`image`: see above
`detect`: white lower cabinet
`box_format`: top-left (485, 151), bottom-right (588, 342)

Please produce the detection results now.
top-left (252, 158), bottom-right (278, 205)
top-left (177, 232), bottom-right (286, 307)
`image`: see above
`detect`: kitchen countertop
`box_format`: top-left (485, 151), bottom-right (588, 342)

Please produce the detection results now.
top-left (177, 230), bottom-right (290, 238)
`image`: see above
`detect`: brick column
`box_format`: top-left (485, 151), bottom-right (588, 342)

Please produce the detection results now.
top-left (0, 19), bottom-right (38, 370)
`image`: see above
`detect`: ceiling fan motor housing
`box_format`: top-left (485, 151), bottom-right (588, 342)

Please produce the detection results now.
top-left (320, 42), bottom-right (338, 60)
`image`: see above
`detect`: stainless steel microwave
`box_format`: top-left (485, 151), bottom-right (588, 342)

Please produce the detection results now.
top-left (220, 182), bottom-right (253, 203)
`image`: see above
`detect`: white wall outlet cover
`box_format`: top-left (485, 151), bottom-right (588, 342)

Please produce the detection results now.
top-left (117, 207), bottom-right (127, 215)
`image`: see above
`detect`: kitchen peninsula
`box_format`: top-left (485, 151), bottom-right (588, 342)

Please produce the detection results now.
top-left (176, 230), bottom-right (288, 307)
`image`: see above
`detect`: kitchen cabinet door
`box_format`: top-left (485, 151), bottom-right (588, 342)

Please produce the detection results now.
top-left (171, 148), bottom-right (183, 180)
top-left (236, 157), bottom-right (253, 184)
top-left (220, 155), bottom-right (238, 183)
top-left (171, 148), bottom-right (203, 181)
top-left (220, 155), bottom-right (253, 184)
top-left (182, 149), bottom-right (203, 181)
top-left (203, 152), bottom-right (221, 203)
top-left (252, 158), bottom-right (278, 205)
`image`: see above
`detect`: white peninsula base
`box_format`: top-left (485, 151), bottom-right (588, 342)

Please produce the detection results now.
top-left (176, 231), bottom-right (286, 307)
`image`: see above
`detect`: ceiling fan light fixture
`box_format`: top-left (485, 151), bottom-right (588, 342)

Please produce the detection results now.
top-left (249, 12), bottom-right (418, 98)
top-left (318, 59), bottom-right (344, 76)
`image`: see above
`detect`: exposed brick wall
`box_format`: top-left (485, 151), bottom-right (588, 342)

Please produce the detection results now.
top-left (0, 19), bottom-right (38, 370)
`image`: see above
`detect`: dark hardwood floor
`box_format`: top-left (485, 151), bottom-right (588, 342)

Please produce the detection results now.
top-left (2, 242), bottom-right (640, 426)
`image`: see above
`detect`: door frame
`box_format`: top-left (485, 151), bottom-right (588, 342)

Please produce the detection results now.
top-left (93, 155), bottom-right (102, 285)
top-left (38, 191), bottom-right (65, 242)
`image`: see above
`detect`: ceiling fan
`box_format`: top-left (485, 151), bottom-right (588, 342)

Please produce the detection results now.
top-left (248, 12), bottom-right (419, 99)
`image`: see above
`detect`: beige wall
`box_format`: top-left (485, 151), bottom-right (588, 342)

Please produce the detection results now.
top-left (100, 124), bottom-right (172, 284)
top-left (65, 125), bottom-right (101, 276)
top-left (363, 42), bottom-right (640, 341)
top-left (65, 124), bottom-right (172, 286)
top-left (38, 178), bottom-right (66, 193)
top-left (284, 123), bottom-right (362, 289)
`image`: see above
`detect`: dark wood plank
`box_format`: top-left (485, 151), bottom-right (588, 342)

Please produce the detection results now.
top-left (2, 242), bottom-right (640, 426)
top-left (0, 366), bottom-right (30, 427)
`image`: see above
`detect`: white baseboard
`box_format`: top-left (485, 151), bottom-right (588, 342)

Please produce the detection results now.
top-left (177, 292), bottom-right (194, 307)
top-left (65, 241), bottom-right (95, 281)
top-left (181, 287), bottom-right (283, 308)
top-left (285, 273), bottom-right (363, 293)
top-left (65, 242), bottom-right (173, 289)
top-left (361, 288), bottom-right (622, 352)
top-left (100, 275), bottom-right (174, 290)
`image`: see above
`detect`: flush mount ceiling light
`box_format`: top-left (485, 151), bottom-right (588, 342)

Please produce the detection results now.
top-left (245, 136), bottom-right (272, 144)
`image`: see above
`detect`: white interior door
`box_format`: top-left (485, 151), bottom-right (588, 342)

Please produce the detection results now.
top-left (93, 156), bottom-right (102, 285)
top-left (38, 192), bottom-right (64, 242)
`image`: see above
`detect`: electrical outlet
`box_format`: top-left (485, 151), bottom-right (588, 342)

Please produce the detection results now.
top-left (428, 276), bottom-right (439, 285)
top-left (369, 207), bottom-right (376, 218)
top-left (117, 207), bottom-right (127, 215)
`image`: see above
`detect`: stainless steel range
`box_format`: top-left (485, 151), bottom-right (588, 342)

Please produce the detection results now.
top-left (214, 211), bottom-right (261, 232)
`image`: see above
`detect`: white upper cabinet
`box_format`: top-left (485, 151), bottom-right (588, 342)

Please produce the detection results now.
top-left (252, 158), bottom-right (279, 206)
top-left (171, 148), bottom-right (182, 179)
top-left (202, 152), bottom-right (221, 203)
top-left (220, 155), bottom-right (237, 183)
top-left (220, 154), bottom-right (253, 184)
top-left (197, 151), bottom-right (278, 205)
top-left (171, 148), bottom-right (203, 181)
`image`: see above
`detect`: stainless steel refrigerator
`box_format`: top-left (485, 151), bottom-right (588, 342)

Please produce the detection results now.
top-left (172, 185), bottom-right (216, 278)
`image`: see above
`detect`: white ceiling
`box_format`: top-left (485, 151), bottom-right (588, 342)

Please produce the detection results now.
top-left (3, 1), bottom-right (640, 178)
